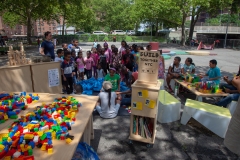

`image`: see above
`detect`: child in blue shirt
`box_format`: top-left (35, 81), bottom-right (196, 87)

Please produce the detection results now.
top-left (61, 51), bottom-right (74, 94)
top-left (200, 59), bottom-right (221, 84)
top-left (183, 57), bottom-right (195, 74)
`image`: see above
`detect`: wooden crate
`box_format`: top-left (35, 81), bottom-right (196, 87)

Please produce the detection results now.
top-left (129, 80), bottom-right (161, 144)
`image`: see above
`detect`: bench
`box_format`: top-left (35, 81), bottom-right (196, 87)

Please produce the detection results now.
top-left (157, 90), bottom-right (181, 123)
top-left (227, 101), bottom-right (237, 116)
top-left (181, 99), bottom-right (231, 138)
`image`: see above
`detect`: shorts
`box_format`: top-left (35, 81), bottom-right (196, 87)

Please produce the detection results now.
top-left (78, 68), bottom-right (84, 73)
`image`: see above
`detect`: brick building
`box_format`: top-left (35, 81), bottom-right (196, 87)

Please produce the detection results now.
top-left (0, 16), bottom-right (63, 37)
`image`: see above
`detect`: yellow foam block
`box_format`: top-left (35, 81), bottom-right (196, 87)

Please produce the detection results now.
top-left (41, 144), bottom-right (47, 151)
top-left (186, 99), bottom-right (231, 118)
top-left (37, 131), bottom-right (44, 136)
top-left (66, 138), bottom-right (72, 144)
top-left (0, 144), bottom-right (5, 150)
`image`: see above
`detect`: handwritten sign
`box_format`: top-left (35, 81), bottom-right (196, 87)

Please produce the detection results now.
top-left (138, 50), bottom-right (160, 82)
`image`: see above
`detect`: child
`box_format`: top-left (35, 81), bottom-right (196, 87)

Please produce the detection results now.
top-left (183, 57), bottom-right (195, 74)
top-left (91, 47), bottom-right (99, 78)
top-left (200, 59), bottom-right (221, 85)
top-left (54, 49), bottom-right (63, 62)
top-left (166, 56), bottom-right (183, 92)
top-left (61, 51), bottom-right (74, 94)
top-left (158, 50), bottom-right (165, 79)
top-left (96, 63), bottom-right (105, 79)
top-left (76, 51), bottom-right (85, 80)
top-left (104, 43), bottom-right (112, 71)
top-left (122, 45), bottom-right (134, 72)
top-left (62, 43), bottom-right (68, 50)
top-left (112, 47), bottom-right (121, 73)
top-left (99, 48), bottom-right (107, 75)
top-left (84, 51), bottom-right (94, 79)
top-left (104, 67), bottom-right (120, 92)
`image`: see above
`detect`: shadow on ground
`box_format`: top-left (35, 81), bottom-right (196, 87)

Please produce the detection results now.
top-left (91, 67), bottom-right (239, 160)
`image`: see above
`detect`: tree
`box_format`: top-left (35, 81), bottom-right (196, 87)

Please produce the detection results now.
top-left (0, 0), bottom-right (59, 44)
top-left (92, 0), bottom-right (136, 31)
top-left (133, 0), bottom-right (181, 36)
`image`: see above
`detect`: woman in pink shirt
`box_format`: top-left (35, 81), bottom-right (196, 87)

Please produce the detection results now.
top-left (91, 47), bottom-right (99, 78)
top-left (76, 51), bottom-right (85, 80)
top-left (84, 51), bottom-right (94, 79)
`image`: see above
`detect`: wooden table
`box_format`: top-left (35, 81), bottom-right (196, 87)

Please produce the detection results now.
top-left (174, 79), bottom-right (228, 101)
top-left (0, 93), bottom-right (98, 160)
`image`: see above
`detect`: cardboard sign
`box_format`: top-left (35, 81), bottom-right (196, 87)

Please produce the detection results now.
top-left (138, 50), bottom-right (160, 83)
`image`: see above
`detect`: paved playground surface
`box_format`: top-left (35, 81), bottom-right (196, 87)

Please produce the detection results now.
top-left (0, 43), bottom-right (239, 159)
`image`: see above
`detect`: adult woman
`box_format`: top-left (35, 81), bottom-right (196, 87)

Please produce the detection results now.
top-left (40, 31), bottom-right (55, 60)
top-left (96, 81), bottom-right (121, 119)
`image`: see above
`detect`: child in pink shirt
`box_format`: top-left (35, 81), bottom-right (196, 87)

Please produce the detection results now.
top-left (76, 51), bottom-right (85, 80)
top-left (91, 47), bottom-right (99, 78)
top-left (84, 51), bottom-right (94, 79)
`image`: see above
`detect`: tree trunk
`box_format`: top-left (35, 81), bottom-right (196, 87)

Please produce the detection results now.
top-left (189, 10), bottom-right (200, 42)
top-left (27, 17), bottom-right (32, 44)
top-left (62, 9), bottom-right (66, 36)
top-left (155, 21), bottom-right (159, 36)
top-left (181, 14), bottom-right (186, 46)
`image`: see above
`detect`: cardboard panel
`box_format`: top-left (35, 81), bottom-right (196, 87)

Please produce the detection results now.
top-left (0, 65), bottom-right (33, 92)
top-left (31, 62), bottom-right (62, 93)
top-left (138, 50), bottom-right (160, 83)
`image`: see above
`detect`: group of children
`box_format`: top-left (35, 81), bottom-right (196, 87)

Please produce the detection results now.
top-left (54, 39), bottom-right (154, 95)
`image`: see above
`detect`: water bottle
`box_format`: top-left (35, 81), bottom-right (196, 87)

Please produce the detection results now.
top-left (174, 86), bottom-right (178, 96)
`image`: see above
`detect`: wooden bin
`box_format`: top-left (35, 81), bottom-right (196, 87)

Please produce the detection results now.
top-left (31, 62), bottom-right (62, 93)
top-left (0, 65), bottom-right (33, 92)
top-left (129, 80), bottom-right (161, 144)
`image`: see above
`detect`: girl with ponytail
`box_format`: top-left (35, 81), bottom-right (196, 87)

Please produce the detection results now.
top-left (95, 81), bottom-right (121, 118)
top-left (183, 57), bottom-right (195, 74)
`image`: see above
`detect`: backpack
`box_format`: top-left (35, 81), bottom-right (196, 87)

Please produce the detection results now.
top-left (72, 142), bottom-right (99, 160)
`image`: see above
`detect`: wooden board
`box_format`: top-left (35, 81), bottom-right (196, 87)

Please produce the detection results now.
top-left (0, 65), bottom-right (33, 92)
top-left (31, 62), bottom-right (62, 93)
top-left (174, 79), bottom-right (228, 97)
top-left (0, 93), bottom-right (98, 160)
top-left (138, 50), bottom-right (160, 83)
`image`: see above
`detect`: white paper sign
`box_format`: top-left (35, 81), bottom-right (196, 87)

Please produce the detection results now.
top-left (48, 69), bottom-right (59, 87)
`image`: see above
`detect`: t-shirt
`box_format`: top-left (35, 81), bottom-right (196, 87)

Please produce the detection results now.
top-left (104, 49), bottom-right (112, 63)
top-left (98, 92), bottom-right (118, 118)
top-left (93, 42), bottom-right (98, 48)
top-left (118, 46), bottom-right (125, 55)
top-left (97, 69), bottom-right (104, 78)
top-left (123, 53), bottom-right (134, 71)
top-left (84, 57), bottom-right (94, 70)
top-left (183, 64), bottom-right (195, 73)
top-left (76, 57), bottom-right (84, 69)
top-left (72, 46), bottom-right (82, 56)
top-left (104, 74), bottom-right (120, 91)
top-left (61, 60), bottom-right (74, 77)
top-left (41, 40), bottom-right (55, 59)
top-left (206, 66), bottom-right (221, 84)
top-left (170, 63), bottom-right (184, 73)
top-left (54, 57), bottom-right (63, 62)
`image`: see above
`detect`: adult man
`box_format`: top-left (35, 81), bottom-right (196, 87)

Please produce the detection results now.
top-left (40, 31), bottom-right (55, 60)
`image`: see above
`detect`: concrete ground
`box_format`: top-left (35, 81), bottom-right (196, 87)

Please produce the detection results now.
top-left (0, 43), bottom-right (239, 159)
